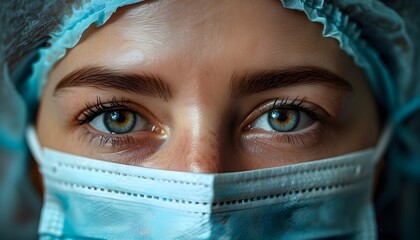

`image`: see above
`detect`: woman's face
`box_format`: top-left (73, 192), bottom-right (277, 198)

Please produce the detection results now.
top-left (36, 0), bottom-right (380, 172)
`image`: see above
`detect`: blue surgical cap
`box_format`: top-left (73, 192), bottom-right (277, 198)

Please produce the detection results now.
top-left (1, 0), bottom-right (420, 238)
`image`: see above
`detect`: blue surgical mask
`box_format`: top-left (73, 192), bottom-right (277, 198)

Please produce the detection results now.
top-left (27, 125), bottom-right (392, 239)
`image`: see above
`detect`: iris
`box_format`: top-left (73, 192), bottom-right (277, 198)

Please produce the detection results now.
top-left (268, 109), bottom-right (299, 132)
top-left (104, 110), bottom-right (136, 134)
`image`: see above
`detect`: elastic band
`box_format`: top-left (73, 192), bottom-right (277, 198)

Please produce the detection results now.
top-left (26, 126), bottom-right (44, 165)
top-left (373, 122), bottom-right (394, 165)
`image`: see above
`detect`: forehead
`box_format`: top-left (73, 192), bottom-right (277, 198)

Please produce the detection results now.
top-left (50, 0), bottom-right (354, 84)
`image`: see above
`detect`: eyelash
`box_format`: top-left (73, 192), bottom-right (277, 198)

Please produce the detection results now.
top-left (77, 96), bottom-right (139, 148)
top-left (77, 96), bottom-right (323, 148)
top-left (77, 96), bottom-right (135, 125)
top-left (259, 96), bottom-right (321, 121)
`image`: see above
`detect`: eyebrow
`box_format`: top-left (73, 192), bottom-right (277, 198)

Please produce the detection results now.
top-left (230, 66), bottom-right (352, 99)
top-left (55, 66), bottom-right (352, 101)
top-left (54, 66), bottom-right (172, 101)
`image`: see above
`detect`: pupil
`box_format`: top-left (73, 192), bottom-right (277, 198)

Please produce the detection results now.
top-left (271, 110), bottom-right (288, 122)
top-left (111, 111), bottom-right (125, 122)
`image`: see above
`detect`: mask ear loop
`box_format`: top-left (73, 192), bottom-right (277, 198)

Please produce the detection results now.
top-left (372, 121), bottom-right (394, 165)
top-left (26, 126), bottom-right (44, 165)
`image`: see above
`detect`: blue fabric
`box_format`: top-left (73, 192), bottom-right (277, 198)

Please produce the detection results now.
top-left (28, 127), bottom-right (382, 239)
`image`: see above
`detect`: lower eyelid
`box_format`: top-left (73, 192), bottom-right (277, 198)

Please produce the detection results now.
top-left (79, 125), bottom-right (166, 152)
top-left (241, 122), bottom-right (323, 148)
top-left (97, 134), bottom-right (165, 165)
top-left (246, 109), bottom-right (315, 133)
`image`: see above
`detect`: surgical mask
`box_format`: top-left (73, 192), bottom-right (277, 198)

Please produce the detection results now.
top-left (27, 125), bottom-right (392, 239)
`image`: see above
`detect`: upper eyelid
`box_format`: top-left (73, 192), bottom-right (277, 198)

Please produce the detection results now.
top-left (77, 97), bottom-right (145, 125)
top-left (257, 97), bottom-right (311, 117)
top-left (79, 104), bottom-right (136, 124)
top-left (269, 96), bottom-right (308, 111)
top-left (241, 97), bottom-right (323, 131)
top-left (77, 96), bottom-right (323, 132)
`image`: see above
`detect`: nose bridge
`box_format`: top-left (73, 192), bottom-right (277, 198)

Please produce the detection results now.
top-left (168, 103), bottom-right (225, 173)
top-left (158, 66), bottom-right (230, 173)
top-left (187, 125), bottom-right (223, 173)
top-left (184, 102), bottom-right (225, 173)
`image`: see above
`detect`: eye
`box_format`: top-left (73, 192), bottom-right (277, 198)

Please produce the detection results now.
top-left (89, 110), bottom-right (152, 134)
top-left (248, 98), bottom-right (319, 133)
top-left (76, 97), bottom-right (166, 153)
top-left (250, 108), bottom-right (314, 132)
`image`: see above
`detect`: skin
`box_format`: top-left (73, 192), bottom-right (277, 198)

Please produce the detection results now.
top-left (36, 0), bottom-right (381, 173)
